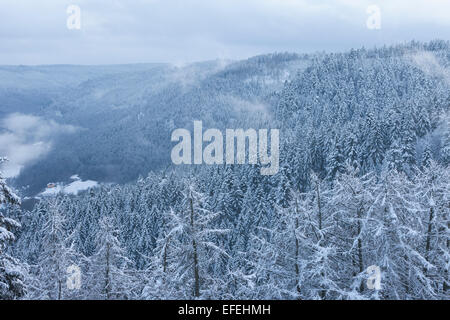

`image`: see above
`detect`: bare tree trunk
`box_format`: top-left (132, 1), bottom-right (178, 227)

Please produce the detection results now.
top-left (444, 208), bottom-right (449, 294)
top-left (190, 196), bottom-right (200, 298)
top-left (425, 206), bottom-right (434, 263)
top-left (58, 279), bottom-right (62, 300)
top-left (315, 180), bottom-right (326, 299)
top-left (445, 232), bottom-right (449, 293)
top-left (356, 207), bottom-right (364, 293)
top-left (294, 198), bottom-right (301, 297)
top-left (163, 237), bottom-right (170, 273)
top-left (105, 242), bottom-right (111, 300)
top-left (316, 182), bottom-right (322, 231)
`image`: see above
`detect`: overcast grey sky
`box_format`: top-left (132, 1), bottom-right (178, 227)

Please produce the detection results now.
top-left (1, 0), bottom-right (449, 65)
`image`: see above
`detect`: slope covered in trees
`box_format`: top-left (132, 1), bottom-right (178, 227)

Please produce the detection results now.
top-left (2, 41), bottom-right (449, 299)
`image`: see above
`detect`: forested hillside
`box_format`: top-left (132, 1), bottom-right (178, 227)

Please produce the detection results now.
top-left (6, 54), bottom-right (306, 194)
top-left (1, 40), bottom-right (449, 299)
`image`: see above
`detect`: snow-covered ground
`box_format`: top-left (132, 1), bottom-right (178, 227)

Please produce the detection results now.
top-left (40, 175), bottom-right (98, 197)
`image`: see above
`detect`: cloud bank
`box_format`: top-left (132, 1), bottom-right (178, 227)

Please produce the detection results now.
top-left (0, 113), bottom-right (78, 178)
top-left (411, 51), bottom-right (450, 86)
top-left (0, 0), bottom-right (449, 65)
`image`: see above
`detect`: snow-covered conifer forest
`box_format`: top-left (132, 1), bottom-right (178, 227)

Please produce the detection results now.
top-left (1, 40), bottom-right (449, 300)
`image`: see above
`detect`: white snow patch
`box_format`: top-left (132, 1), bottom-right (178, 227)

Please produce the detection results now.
top-left (63, 179), bottom-right (98, 195)
top-left (40, 184), bottom-right (64, 196)
top-left (40, 175), bottom-right (98, 197)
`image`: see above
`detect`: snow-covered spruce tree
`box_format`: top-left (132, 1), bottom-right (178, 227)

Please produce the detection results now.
top-left (246, 190), bottom-right (312, 300)
top-left (0, 157), bottom-right (25, 300)
top-left (344, 131), bottom-right (360, 170)
top-left (328, 163), bottom-right (376, 298)
top-left (74, 189), bottom-right (103, 257)
top-left (29, 198), bottom-right (79, 300)
top-left (14, 200), bottom-right (50, 265)
top-left (362, 113), bottom-right (386, 173)
top-left (87, 216), bottom-right (134, 300)
top-left (142, 208), bottom-right (178, 300)
top-left (385, 139), bottom-right (403, 172)
top-left (400, 119), bottom-right (418, 176)
top-left (369, 169), bottom-right (438, 299)
top-left (241, 226), bottom-right (286, 299)
top-left (148, 183), bottom-right (229, 299)
top-left (327, 136), bottom-right (346, 180)
top-left (295, 171), bottom-right (342, 299)
top-left (0, 158), bottom-right (20, 206)
top-left (421, 142), bottom-right (433, 168)
top-left (414, 161), bottom-right (450, 299)
top-left (413, 105), bottom-right (432, 139)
